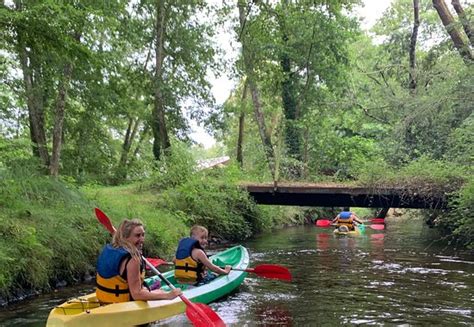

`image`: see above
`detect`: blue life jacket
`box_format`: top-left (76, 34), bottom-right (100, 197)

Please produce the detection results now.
top-left (96, 245), bottom-right (131, 303)
top-left (97, 244), bottom-right (130, 278)
top-left (96, 245), bottom-right (146, 303)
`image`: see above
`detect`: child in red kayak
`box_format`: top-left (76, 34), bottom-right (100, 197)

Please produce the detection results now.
top-left (173, 225), bottom-right (231, 286)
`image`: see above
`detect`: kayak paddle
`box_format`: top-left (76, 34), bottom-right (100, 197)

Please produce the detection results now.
top-left (95, 207), bottom-right (116, 234)
top-left (94, 208), bottom-right (227, 327)
top-left (227, 264), bottom-right (292, 281)
top-left (145, 257), bottom-right (173, 269)
top-left (315, 219), bottom-right (332, 227)
top-left (368, 224), bottom-right (385, 230)
top-left (356, 224), bottom-right (384, 231)
top-left (144, 257), bottom-right (226, 327)
top-left (370, 218), bottom-right (386, 224)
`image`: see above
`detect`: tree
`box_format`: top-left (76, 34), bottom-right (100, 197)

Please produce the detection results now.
top-left (236, 81), bottom-right (248, 167)
top-left (234, 1), bottom-right (358, 178)
top-left (133, 0), bottom-right (219, 161)
top-left (151, 0), bottom-right (170, 160)
top-left (237, 0), bottom-right (276, 182)
top-left (432, 0), bottom-right (473, 62)
top-left (1, 1), bottom-right (129, 177)
top-left (451, 0), bottom-right (474, 46)
top-left (409, 0), bottom-right (420, 91)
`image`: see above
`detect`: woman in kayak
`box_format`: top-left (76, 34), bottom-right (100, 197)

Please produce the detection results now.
top-left (96, 219), bottom-right (182, 303)
top-left (174, 225), bottom-right (231, 286)
top-left (332, 207), bottom-right (363, 232)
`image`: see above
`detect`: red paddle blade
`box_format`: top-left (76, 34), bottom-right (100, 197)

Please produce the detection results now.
top-left (316, 220), bottom-right (332, 227)
top-left (95, 208), bottom-right (116, 234)
top-left (370, 218), bottom-right (385, 224)
top-left (250, 264), bottom-right (292, 281)
top-left (144, 257), bottom-right (168, 270)
top-left (185, 302), bottom-right (226, 327)
top-left (369, 224), bottom-right (385, 230)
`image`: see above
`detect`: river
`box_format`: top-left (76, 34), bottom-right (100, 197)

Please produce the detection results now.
top-left (1, 215), bottom-right (473, 326)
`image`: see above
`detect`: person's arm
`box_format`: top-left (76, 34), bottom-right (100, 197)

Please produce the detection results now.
top-left (352, 213), bottom-right (363, 224)
top-left (331, 215), bottom-right (340, 224)
top-left (193, 249), bottom-right (231, 275)
top-left (126, 257), bottom-right (181, 301)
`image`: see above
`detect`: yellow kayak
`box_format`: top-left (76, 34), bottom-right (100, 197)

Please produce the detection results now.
top-left (46, 245), bottom-right (249, 327)
top-left (333, 226), bottom-right (361, 236)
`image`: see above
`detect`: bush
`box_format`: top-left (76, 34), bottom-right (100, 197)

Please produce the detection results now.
top-left (147, 142), bottom-right (197, 190)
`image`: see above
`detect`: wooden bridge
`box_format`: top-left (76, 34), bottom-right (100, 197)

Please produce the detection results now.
top-left (243, 183), bottom-right (448, 209)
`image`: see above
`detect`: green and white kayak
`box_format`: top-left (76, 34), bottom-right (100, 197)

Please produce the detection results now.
top-left (46, 245), bottom-right (249, 327)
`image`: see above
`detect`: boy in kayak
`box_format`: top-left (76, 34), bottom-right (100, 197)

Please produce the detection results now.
top-left (174, 225), bottom-right (232, 286)
top-left (96, 219), bottom-right (182, 303)
top-left (332, 207), bottom-right (363, 232)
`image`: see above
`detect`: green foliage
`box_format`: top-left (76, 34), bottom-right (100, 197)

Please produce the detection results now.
top-left (357, 157), bottom-right (467, 190)
top-left (446, 114), bottom-right (474, 167)
top-left (356, 157), bottom-right (472, 248)
top-left (451, 180), bottom-right (474, 248)
top-left (398, 157), bottom-right (466, 186)
top-left (157, 166), bottom-right (267, 241)
top-left (0, 138), bottom-right (36, 171)
top-left (147, 142), bottom-right (197, 190)
top-left (435, 179), bottom-right (474, 249)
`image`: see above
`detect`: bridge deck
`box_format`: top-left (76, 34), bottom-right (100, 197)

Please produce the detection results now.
top-left (243, 182), bottom-right (447, 209)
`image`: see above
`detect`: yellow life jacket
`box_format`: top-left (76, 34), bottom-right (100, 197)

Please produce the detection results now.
top-left (174, 237), bottom-right (205, 284)
top-left (95, 245), bottom-right (145, 303)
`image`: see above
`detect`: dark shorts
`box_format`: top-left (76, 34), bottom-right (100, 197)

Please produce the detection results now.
top-left (194, 273), bottom-right (217, 286)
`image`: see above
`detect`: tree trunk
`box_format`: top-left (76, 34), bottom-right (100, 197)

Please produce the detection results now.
top-left (281, 54), bottom-right (301, 160)
top-left (302, 126), bottom-right (309, 178)
top-left (133, 124), bottom-right (150, 158)
top-left (152, 0), bottom-right (170, 161)
top-left (16, 29), bottom-right (49, 168)
top-left (49, 29), bottom-right (81, 177)
top-left (451, 0), bottom-right (474, 46)
top-left (433, 0), bottom-right (473, 62)
top-left (49, 62), bottom-right (73, 177)
top-left (237, 81), bottom-right (248, 168)
top-left (409, 0), bottom-right (420, 91)
top-left (115, 118), bottom-right (140, 182)
top-left (278, 1), bottom-right (300, 161)
top-left (238, 0), bottom-right (276, 181)
top-left (128, 124), bottom-right (150, 170)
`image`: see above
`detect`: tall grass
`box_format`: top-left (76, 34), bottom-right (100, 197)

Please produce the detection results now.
top-left (0, 163), bottom-right (105, 299)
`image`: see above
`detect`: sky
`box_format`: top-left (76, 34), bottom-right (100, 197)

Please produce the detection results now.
top-left (190, 0), bottom-right (395, 149)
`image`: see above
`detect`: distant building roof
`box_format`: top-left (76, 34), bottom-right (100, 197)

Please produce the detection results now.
top-left (196, 156), bottom-right (230, 170)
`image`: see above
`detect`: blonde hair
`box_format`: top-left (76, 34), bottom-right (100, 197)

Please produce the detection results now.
top-left (112, 219), bottom-right (143, 261)
top-left (190, 225), bottom-right (208, 237)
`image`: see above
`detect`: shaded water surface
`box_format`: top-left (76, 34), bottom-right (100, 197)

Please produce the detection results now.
top-left (1, 217), bottom-right (473, 326)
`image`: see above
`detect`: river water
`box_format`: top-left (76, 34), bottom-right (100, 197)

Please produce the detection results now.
top-left (1, 216), bottom-right (473, 326)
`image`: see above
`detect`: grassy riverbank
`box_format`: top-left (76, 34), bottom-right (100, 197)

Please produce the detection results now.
top-left (0, 163), bottom-right (297, 301)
